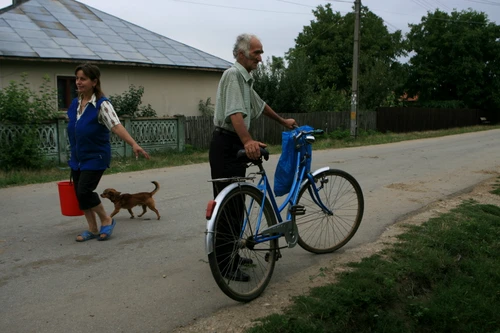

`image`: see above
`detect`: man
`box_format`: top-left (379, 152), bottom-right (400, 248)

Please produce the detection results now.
top-left (209, 33), bottom-right (297, 281)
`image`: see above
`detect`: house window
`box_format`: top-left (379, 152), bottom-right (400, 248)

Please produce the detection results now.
top-left (57, 76), bottom-right (77, 110)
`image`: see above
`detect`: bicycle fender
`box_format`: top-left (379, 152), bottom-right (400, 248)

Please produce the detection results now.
top-left (205, 182), bottom-right (260, 255)
top-left (300, 166), bottom-right (331, 188)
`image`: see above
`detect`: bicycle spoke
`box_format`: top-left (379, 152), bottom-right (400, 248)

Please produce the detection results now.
top-left (208, 185), bottom-right (278, 302)
top-left (295, 170), bottom-right (364, 254)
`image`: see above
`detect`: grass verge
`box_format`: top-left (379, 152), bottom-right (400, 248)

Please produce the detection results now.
top-left (247, 180), bottom-right (500, 333)
top-left (0, 146), bottom-right (208, 188)
top-left (0, 125), bottom-right (498, 188)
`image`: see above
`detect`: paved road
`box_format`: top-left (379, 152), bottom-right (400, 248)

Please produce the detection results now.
top-left (1, 129), bottom-right (499, 333)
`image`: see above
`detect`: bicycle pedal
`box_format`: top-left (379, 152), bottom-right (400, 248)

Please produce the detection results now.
top-left (265, 250), bottom-right (283, 262)
top-left (290, 205), bottom-right (306, 215)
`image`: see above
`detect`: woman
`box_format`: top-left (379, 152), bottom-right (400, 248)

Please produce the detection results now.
top-left (67, 62), bottom-right (150, 242)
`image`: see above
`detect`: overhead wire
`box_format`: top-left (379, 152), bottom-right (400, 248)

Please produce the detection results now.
top-left (169, 0), bottom-right (310, 15)
top-left (435, 0), bottom-right (451, 10)
top-left (466, 0), bottom-right (500, 6)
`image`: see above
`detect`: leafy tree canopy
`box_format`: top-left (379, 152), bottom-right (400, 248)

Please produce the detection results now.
top-left (405, 9), bottom-right (500, 110)
top-left (254, 3), bottom-right (406, 113)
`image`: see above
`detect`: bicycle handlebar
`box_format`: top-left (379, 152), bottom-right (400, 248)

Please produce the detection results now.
top-left (236, 147), bottom-right (269, 162)
top-left (234, 127), bottom-right (322, 163)
top-left (294, 128), bottom-right (324, 140)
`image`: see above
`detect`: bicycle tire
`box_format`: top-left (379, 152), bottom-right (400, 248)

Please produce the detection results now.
top-left (294, 169), bottom-right (364, 254)
top-left (208, 184), bottom-right (278, 302)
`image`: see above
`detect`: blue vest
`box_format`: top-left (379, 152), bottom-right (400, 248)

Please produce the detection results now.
top-left (67, 97), bottom-right (111, 171)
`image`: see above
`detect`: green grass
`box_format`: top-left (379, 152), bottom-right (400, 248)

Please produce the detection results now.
top-left (491, 178), bottom-right (500, 196)
top-left (0, 124), bottom-right (498, 188)
top-left (0, 145), bottom-right (208, 188)
top-left (247, 193), bottom-right (500, 333)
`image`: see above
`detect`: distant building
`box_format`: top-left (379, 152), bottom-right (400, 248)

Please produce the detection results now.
top-left (0, 0), bottom-right (232, 117)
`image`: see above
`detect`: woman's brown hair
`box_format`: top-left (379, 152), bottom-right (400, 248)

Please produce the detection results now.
top-left (74, 62), bottom-right (104, 100)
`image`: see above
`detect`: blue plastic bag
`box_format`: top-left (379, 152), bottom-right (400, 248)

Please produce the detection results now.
top-left (273, 125), bottom-right (313, 197)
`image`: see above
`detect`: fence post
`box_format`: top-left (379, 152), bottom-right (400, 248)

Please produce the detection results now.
top-left (123, 116), bottom-right (132, 157)
top-left (57, 117), bottom-right (68, 164)
top-left (175, 114), bottom-right (185, 152)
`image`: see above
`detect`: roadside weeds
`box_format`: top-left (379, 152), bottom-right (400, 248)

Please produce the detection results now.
top-left (172, 174), bottom-right (500, 333)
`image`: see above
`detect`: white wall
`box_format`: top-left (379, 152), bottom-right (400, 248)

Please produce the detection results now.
top-left (0, 60), bottom-right (224, 117)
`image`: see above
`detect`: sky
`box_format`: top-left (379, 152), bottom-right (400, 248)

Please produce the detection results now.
top-left (1, 0), bottom-right (500, 63)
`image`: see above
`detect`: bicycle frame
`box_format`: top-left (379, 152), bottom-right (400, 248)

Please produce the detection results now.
top-left (205, 130), bottom-right (333, 254)
top-left (249, 149), bottom-right (333, 247)
top-left (205, 127), bottom-right (365, 302)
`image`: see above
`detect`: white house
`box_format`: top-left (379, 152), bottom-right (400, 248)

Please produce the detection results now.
top-left (0, 0), bottom-right (231, 117)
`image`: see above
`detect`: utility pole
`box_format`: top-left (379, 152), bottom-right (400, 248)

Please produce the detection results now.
top-left (350, 0), bottom-right (361, 138)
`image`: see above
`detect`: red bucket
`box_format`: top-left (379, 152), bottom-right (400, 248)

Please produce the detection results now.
top-left (57, 181), bottom-right (84, 216)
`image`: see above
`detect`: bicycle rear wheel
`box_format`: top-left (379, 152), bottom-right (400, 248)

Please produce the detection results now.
top-left (294, 169), bottom-right (364, 254)
top-left (208, 185), bottom-right (278, 302)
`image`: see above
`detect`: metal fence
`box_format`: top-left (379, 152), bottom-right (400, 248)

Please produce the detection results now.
top-left (0, 116), bottom-right (185, 164)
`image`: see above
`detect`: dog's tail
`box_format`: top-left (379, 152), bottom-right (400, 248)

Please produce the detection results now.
top-left (151, 181), bottom-right (160, 195)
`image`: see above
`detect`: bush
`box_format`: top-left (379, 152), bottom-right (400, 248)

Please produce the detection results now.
top-left (198, 97), bottom-right (214, 116)
top-left (0, 74), bottom-right (58, 171)
top-left (108, 85), bottom-right (157, 118)
top-left (328, 128), bottom-right (351, 140)
top-left (0, 73), bottom-right (58, 122)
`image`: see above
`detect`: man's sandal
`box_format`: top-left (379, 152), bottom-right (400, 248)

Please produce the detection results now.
top-left (98, 219), bottom-right (116, 241)
top-left (76, 230), bottom-right (99, 242)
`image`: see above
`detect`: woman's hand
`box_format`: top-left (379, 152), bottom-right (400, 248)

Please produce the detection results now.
top-left (133, 144), bottom-right (150, 160)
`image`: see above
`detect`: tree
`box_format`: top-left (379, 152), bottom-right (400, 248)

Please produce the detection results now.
top-left (405, 9), bottom-right (500, 111)
top-left (253, 56), bottom-right (284, 110)
top-left (287, 3), bottom-right (405, 112)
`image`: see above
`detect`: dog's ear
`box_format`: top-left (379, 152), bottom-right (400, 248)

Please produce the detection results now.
top-left (109, 190), bottom-right (121, 200)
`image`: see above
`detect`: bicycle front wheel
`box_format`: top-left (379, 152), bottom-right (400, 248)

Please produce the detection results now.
top-left (294, 169), bottom-right (364, 254)
top-left (208, 185), bottom-right (278, 302)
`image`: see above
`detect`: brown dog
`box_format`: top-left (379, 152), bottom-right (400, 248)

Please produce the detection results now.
top-left (100, 181), bottom-right (160, 220)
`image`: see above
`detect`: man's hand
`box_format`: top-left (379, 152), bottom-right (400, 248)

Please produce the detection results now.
top-left (283, 118), bottom-right (297, 129)
top-left (244, 140), bottom-right (267, 160)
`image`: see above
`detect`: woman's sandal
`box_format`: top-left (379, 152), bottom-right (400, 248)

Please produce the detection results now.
top-left (76, 230), bottom-right (99, 242)
top-left (98, 219), bottom-right (116, 241)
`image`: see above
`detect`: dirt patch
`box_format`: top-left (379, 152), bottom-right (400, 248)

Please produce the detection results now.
top-left (386, 181), bottom-right (428, 192)
top-left (172, 176), bottom-right (500, 333)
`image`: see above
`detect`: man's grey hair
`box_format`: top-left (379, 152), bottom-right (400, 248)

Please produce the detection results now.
top-left (233, 33), bottom-right (259, 59)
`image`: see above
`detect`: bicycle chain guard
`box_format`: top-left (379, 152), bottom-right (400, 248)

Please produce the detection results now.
top-left (284, 222), bottom-right (299, 248)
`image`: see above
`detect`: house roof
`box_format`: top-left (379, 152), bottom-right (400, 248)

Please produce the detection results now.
top-left (0, 0), bottom-right (232, 71)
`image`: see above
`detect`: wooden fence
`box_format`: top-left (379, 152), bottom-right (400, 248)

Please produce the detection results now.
top-left (376, 107), bottom-right (487, 132)
top-left (185, 110), bottom-right (377, 149)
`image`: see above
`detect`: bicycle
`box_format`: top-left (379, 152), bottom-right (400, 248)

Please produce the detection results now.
top-left (205, 127), bottom-right (364, 302)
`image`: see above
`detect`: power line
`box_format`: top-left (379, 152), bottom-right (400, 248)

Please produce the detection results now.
top-left (383, 19), bottom-right (400, 32)
top-left (466, 0), bottom-right (500, 6)
top-left (418, 0), bottom-right (437, 9)
top-left (435, 0), bottom-right (451, 10)
top-left (169, 0), bottom-right (311, 15)
top-left (275, 0), bottom-right (316, 8)
top-left (409, 0), bottom-right (431, 11)
top-left (274, 0), bottom-right (351, 13)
